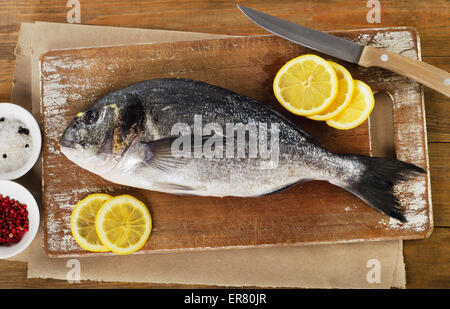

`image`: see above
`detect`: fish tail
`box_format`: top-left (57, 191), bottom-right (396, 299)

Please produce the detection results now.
top-left (335, 155), bottom-right (425, 222)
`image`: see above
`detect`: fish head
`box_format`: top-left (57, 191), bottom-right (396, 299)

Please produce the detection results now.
top-left (59, 94), bottom-right (146, 172)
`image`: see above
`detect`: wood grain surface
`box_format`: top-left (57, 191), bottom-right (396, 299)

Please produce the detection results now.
top-left (39, 29), bottom-right (431, 257)
top-left (0, 0), bottom-right (448, 288)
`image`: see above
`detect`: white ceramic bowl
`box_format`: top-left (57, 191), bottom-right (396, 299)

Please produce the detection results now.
top-left (0, 103), bottom-right (42, 180)
top-left (0, 180), bottom-right (40, 259)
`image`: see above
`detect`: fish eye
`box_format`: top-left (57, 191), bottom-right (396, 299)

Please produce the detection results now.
top-left (82, 110), bottom-right (98, 125)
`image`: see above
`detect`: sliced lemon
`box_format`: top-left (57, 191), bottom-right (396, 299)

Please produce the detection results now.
top-left (326, 80), bottom-right (375, 130)
top-left (70, 193), bottom-right (112, 252)
top-left (95, 195), bottom-right (152, 255)
top-left (307, 61), bottom-right (355, 121)
top-left (273, 54), bottom-right (338, 116)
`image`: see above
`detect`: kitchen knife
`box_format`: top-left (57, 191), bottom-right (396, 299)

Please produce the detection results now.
top-left (237, 4), bottom-right (450, 98)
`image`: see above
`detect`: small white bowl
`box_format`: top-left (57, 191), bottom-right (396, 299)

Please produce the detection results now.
top-left (0, 180), bottom-right (40, 259)
top-left (0, 103), bottom-right (42, 180)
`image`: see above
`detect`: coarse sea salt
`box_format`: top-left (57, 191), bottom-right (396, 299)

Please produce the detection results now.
top-left (0, 116), bottom-right (33, 173)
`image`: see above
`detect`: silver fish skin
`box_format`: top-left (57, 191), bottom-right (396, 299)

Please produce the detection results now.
top-left (60, 78), bottom-right (424, 222)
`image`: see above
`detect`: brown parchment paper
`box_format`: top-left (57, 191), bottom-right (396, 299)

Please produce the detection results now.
top-left (9, 21), bottom-right (406, 288)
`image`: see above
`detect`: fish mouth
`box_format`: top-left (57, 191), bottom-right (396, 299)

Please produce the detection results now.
top-left (60, 120), bottom-right (80, 149)
top-left (59, 136), bottom-right (77, 149)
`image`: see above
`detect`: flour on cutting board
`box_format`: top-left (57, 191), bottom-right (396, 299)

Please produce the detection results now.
top-left (41, 55), bottom-right (112, 253)
top-left (355, 30), bottom-right (418, 59)
top-left (46, 186), bottom-right (115, 252)
top-left (349, 30), bottom-right (429, 232)
top-left (379, 179), bottom-right (427, 232)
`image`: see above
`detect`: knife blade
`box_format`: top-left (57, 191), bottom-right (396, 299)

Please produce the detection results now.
top-left (237, 4), bottom-right (364, 64)
top-left (237, 4), bottom-right (450, 97)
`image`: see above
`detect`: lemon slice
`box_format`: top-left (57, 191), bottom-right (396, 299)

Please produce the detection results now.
top-left (307, 61), bottom-right (355, 121)
top-left (95, 195), bottom-right (152, 255)
top-left (326, 80), bottom-right (375, 130)
top-left (70, 193), bottom-right (112, 252)
top-left (273, 54), bottom-right (338, 116)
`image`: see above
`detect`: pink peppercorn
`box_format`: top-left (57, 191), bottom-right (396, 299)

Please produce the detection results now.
top-left (0, 194), bottom-right (29, 246)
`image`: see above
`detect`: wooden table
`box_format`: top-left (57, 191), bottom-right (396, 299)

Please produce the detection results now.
top-left (0, 0), bottom-right (448, 289)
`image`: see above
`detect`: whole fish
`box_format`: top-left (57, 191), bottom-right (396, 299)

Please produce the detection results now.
top-left (60, 78), bottom-right (424, 222)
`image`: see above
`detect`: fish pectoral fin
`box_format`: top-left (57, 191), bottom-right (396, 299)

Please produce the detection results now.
top-left (152, 181), bottom-right (205, 193)
top-left (140, 136), bottom-right (187, 172)
top-left (140, 134), bottom-right (225, 172)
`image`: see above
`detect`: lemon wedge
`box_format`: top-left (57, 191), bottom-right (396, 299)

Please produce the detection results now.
top-left (273, 54), bottom-right (338, 116)
top-left (70, 193), bottom-right (111, 252)
top-left (95, 195), bottom-right (152, 255)
top-left (307, 61), bottom-right (355, 121)
top-left (326, 80), bottom-right (375, 130)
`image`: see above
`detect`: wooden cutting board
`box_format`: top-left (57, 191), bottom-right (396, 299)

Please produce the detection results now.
top-left (40, 27), bottom-right (432, 257)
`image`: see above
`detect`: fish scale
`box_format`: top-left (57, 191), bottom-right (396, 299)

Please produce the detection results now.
top-left (60, 78), bottom-right (424, 222)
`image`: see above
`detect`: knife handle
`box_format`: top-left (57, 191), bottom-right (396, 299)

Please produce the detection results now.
top-left (359, 46), bottom-right (450, 97)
